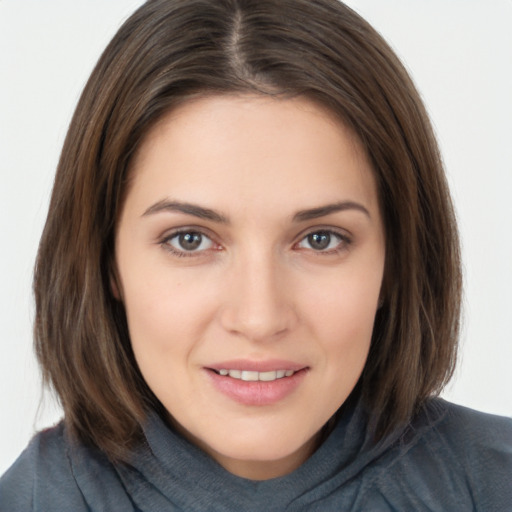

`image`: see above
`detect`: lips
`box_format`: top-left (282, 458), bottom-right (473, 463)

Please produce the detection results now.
top-left (214, 369), bottom-right (296, 381)
top-left (208, 359), bottom-right (306, 373)
top-left (205, 360), bottom-right (308, 406)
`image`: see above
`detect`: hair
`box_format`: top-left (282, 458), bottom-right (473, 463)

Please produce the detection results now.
top-left (34, 0), bottom-right (461, 462)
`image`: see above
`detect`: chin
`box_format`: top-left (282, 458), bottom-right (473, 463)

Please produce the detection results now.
top-left (202, 422), bottom-right (319, 466)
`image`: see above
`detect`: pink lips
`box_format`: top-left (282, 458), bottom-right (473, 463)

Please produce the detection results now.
top-left (205, 359), bottom-right (308, 406)
top-left (208, 359), bottom-right (306, 373)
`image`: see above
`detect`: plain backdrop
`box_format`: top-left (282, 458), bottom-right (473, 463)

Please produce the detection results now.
top-left (1, 0), bottom-right (511, 474)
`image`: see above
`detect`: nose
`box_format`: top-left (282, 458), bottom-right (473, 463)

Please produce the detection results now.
top-left (219, 251), bottom-right (297, 342)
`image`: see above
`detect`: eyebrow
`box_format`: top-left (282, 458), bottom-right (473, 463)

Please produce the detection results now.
top-left (142, 199), bottom-right (229, 223)
top-left (292, 201), bottom-right (370, 222)
top-left (142, 199), bottom-right (370, 224)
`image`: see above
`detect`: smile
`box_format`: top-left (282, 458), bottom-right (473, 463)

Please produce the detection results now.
top-left (214, 369), bottom-right (296, 381)
top-left (207, 366), bottom-right (308, 406)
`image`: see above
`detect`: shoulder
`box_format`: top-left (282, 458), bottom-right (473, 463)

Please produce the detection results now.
top-left (408, 398), bottom-right (512, 510)
top-left (432, 397), bottom-right (512, 434)
top-left (0, 421), bottom-right (135, 512)
top-left (359, 399), bottom-right (512, 510)
top-left (0, 422), bottom-right (89, 511)
top-left (422, 398), bottom-right (512, 464)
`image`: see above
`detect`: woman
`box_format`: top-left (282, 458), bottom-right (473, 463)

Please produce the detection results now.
top-left (1, 0), bottom-right (511, 510)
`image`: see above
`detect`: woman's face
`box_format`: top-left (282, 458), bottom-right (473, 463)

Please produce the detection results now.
top-left (115, 95), bottom-right (385, 480)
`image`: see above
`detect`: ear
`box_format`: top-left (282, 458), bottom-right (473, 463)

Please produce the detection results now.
top-left (110, 276), bottom-right (121, 300)
top-left (109, 260), bottom-right (123, 301)
top-left (377, 261), bottom-right (391, 310)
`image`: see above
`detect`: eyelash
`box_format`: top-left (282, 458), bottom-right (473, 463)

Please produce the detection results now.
top-left (159, 227), bottom-right (352, 258)
top-left (294, 229), bottom-right (352, 255)
top-left (159, 229), bottom-right (219, 257)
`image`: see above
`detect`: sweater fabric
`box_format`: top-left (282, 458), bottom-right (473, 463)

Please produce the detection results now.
top-left (1, 398), bottom-right (511, 511)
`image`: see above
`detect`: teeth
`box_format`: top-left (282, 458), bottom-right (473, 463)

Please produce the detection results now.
top-left (241, 371), bottom-right (259, 381)
top-left (259, 371), bottom-right (277, 382)
top-left (216, 369), bottom-right (297, 382)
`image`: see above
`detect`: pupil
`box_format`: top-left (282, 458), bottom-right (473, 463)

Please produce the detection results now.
top-left (179, 232), bottom-right (202, 250)
top-left (308, 232), bottom-right (330, 250)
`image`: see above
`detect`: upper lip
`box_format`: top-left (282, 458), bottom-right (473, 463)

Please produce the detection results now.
top-left (206, 359), bottom-right (308, 372)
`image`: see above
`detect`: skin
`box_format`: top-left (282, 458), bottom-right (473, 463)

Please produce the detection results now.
top-left (114, 95), bottom-right (386, 480)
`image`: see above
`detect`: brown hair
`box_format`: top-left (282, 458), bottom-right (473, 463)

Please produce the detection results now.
top-left (35, 0), bottom-right (461, 461)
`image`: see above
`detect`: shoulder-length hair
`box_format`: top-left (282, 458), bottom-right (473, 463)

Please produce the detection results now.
top-left (35, 0), bottom-right (461, 461)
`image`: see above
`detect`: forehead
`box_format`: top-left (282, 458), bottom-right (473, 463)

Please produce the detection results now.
top-left (126, 94), bottom-right (379, 217)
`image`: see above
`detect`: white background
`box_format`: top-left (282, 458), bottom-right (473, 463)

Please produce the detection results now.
top-left (1, 0), bottom-right (511, 474)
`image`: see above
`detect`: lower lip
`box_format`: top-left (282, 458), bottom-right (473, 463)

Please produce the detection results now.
top-left (205, 369), bottom-right (307, 406)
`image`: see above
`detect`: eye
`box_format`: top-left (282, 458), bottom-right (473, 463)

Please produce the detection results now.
top-left (163, 230), bottom-right (215, 255)
top-left (296, 230), bottom-right (349, 252)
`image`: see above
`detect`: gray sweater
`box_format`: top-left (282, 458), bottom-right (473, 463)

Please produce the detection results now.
top-left (1, 398), bottom-right (511, 511)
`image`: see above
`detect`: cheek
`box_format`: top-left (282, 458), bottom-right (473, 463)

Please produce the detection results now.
top-left (296, 276), bottom-right (379, 424)
top-left (316, 297), bottom-right (375, 377)
top-left (122, 279), bottom-right (202, 403)
top-left (298, 262), bottom-right (382, 386)
top-left (122, 267), bottom-right (219, 361)
top-left (302, 267), bottom-right (381, 339)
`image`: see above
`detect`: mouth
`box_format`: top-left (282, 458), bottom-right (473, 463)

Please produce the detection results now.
top-left (211, 369), bottom-right (297, 382)
top-left (205, 361), bottom-right (308, 405)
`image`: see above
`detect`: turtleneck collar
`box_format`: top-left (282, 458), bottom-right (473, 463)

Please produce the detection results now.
top-left (111, 395), bottom-right (420, 511)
